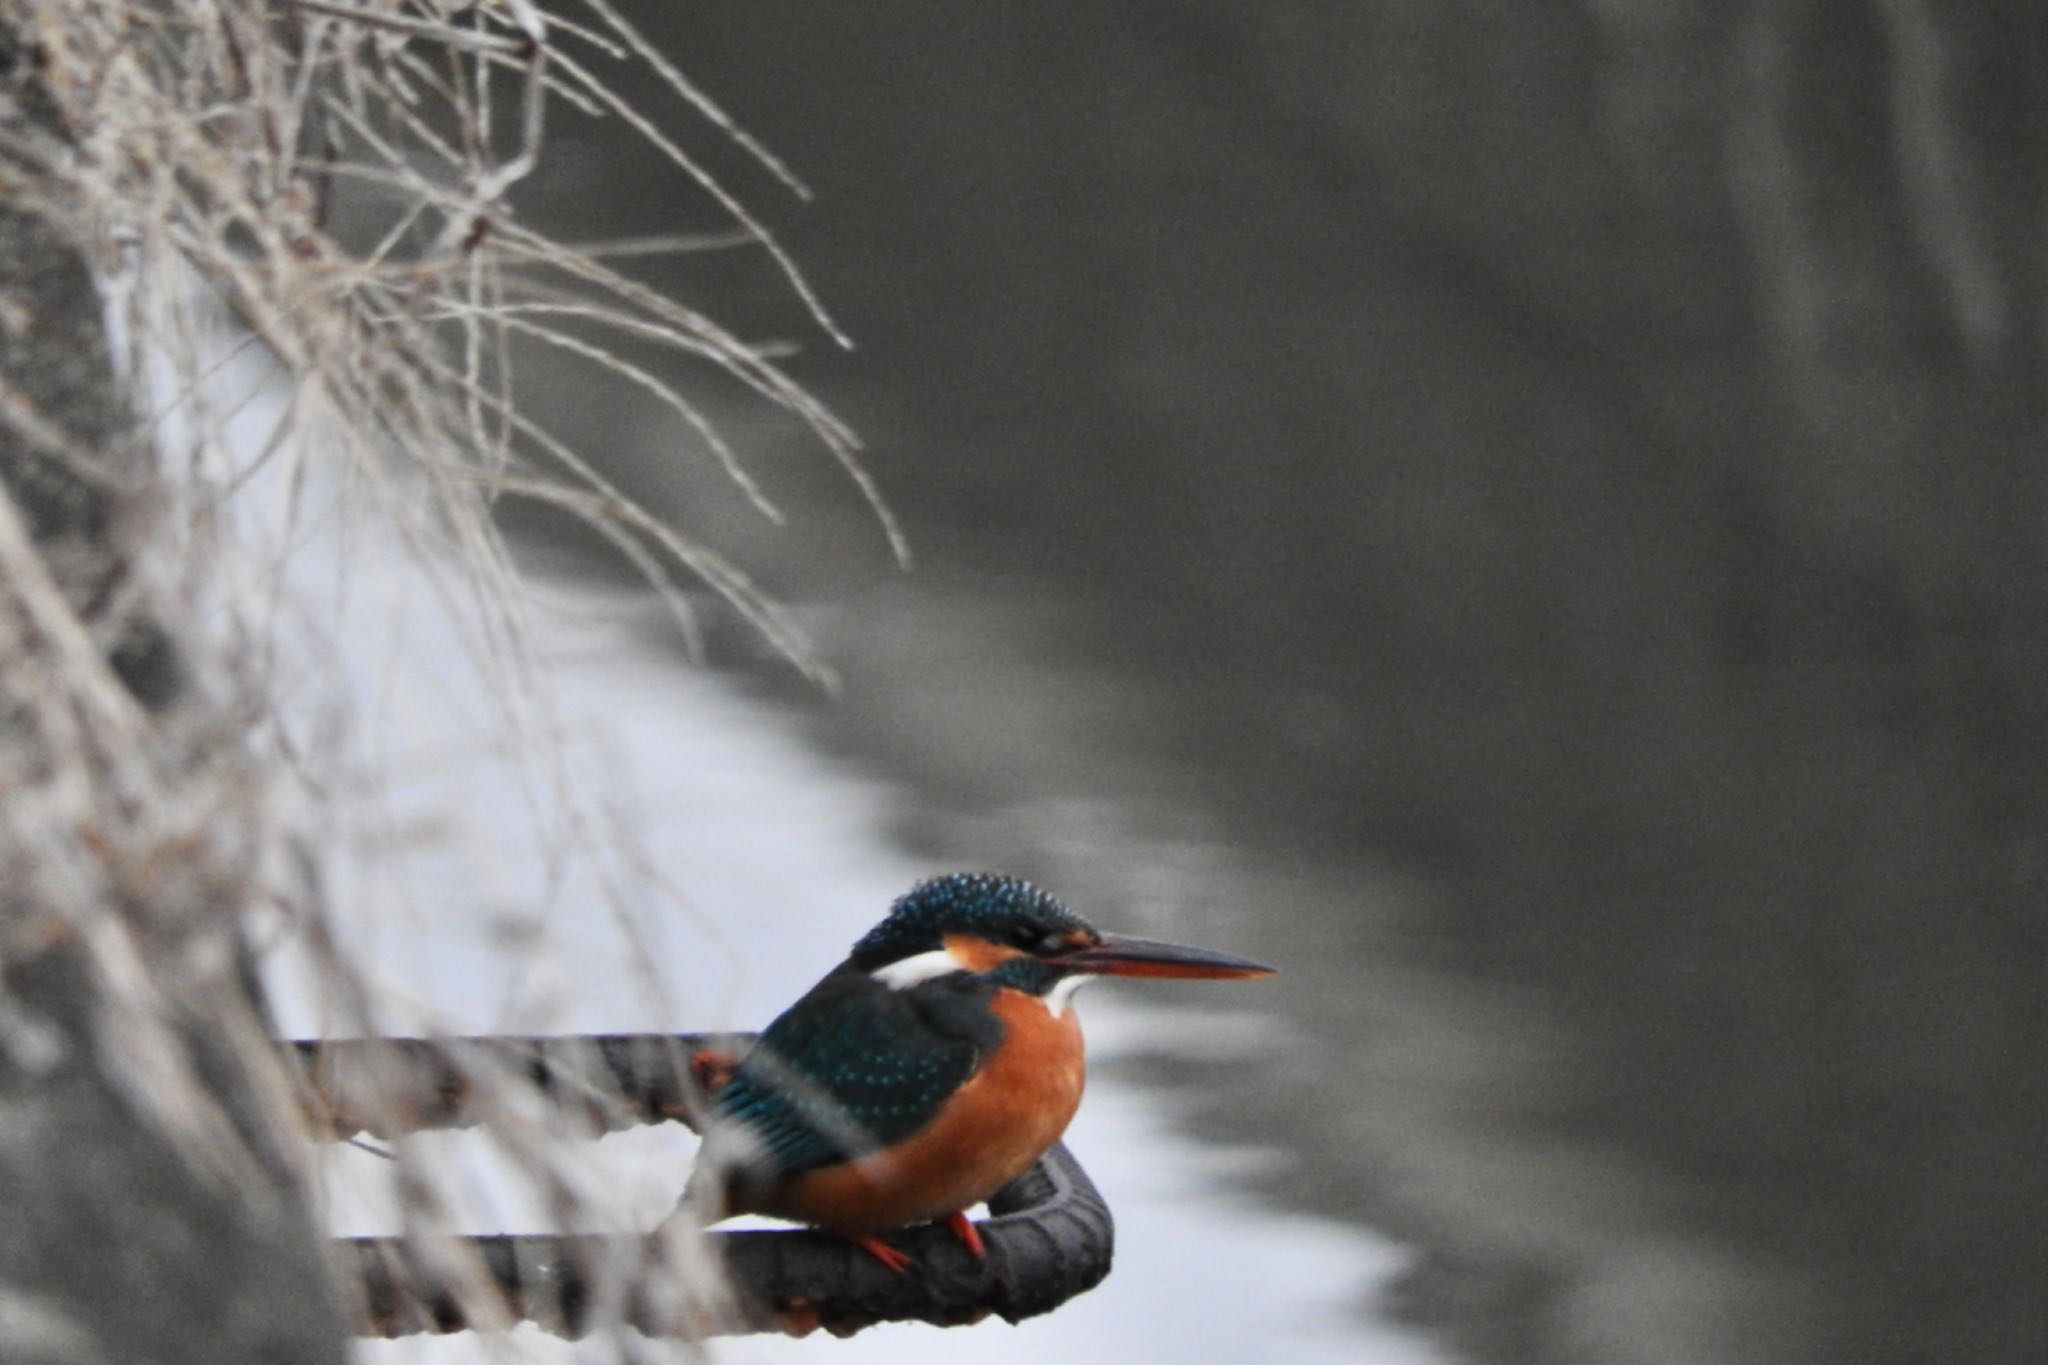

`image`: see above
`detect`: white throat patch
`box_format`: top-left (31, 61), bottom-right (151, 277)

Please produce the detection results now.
top-left (870, 948), bottom-right (965, 991)
top-left (1043, 974), bottom-right (1090, 1017)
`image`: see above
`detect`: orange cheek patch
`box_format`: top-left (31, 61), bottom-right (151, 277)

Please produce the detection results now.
top-left (942, 933), bottom-right (1025, 973)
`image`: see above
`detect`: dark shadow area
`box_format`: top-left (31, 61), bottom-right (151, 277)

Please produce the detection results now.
top-left (507, 5), bottom-right (2048, 1362)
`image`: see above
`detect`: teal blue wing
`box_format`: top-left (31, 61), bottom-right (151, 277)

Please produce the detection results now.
top-left (715, 965), bottom-right (990, 1181)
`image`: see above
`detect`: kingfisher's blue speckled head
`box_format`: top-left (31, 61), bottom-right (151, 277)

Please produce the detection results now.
top-left (850, 873), bottom-right (1094, 970)
top-left (848, 872), bottom-right (1275, 989)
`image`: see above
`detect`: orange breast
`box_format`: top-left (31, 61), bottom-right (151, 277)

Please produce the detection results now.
top-left (745, 989), bottom-right (1085, 1235)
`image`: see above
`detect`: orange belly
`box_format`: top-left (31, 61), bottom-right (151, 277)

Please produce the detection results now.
top-left (740, 989), bottom-right (1085, 1234)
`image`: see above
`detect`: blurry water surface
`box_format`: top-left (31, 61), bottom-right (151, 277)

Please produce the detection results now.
top-left (274, 517), bottom-right (1438, 1364)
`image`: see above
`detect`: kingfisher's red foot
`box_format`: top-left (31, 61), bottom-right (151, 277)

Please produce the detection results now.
top-left (850, 1234), bottom-right (913, 1273)
top-left (944, 1210), bottom-right (986, 1260)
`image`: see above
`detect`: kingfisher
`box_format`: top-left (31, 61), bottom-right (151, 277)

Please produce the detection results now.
top-left (684, 872), bottom-right (1274, 1271)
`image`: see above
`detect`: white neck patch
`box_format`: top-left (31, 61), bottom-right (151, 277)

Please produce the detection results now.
top-left (871, 948), bottom-right (965, 991)
top-left (871, 948), bottom-right (1092, 1017)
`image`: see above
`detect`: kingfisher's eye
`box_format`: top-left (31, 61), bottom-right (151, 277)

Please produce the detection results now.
top-left (1007, 923), bottom-right (1043, 950)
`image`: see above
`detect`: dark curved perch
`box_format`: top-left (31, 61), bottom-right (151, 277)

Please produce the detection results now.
top-left (290, 1036), bottom-right (1114, 1337)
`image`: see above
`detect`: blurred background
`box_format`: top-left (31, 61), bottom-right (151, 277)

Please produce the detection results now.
top-left (388, 6), bottom-right (2046, 1363)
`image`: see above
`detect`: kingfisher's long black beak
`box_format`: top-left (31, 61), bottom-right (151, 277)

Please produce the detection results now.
top-left (1057, 932), bottom-right (1275, 980)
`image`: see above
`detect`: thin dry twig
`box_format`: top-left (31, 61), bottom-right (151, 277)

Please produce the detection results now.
top-left (4, 0), bottom-right (891, 1351)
